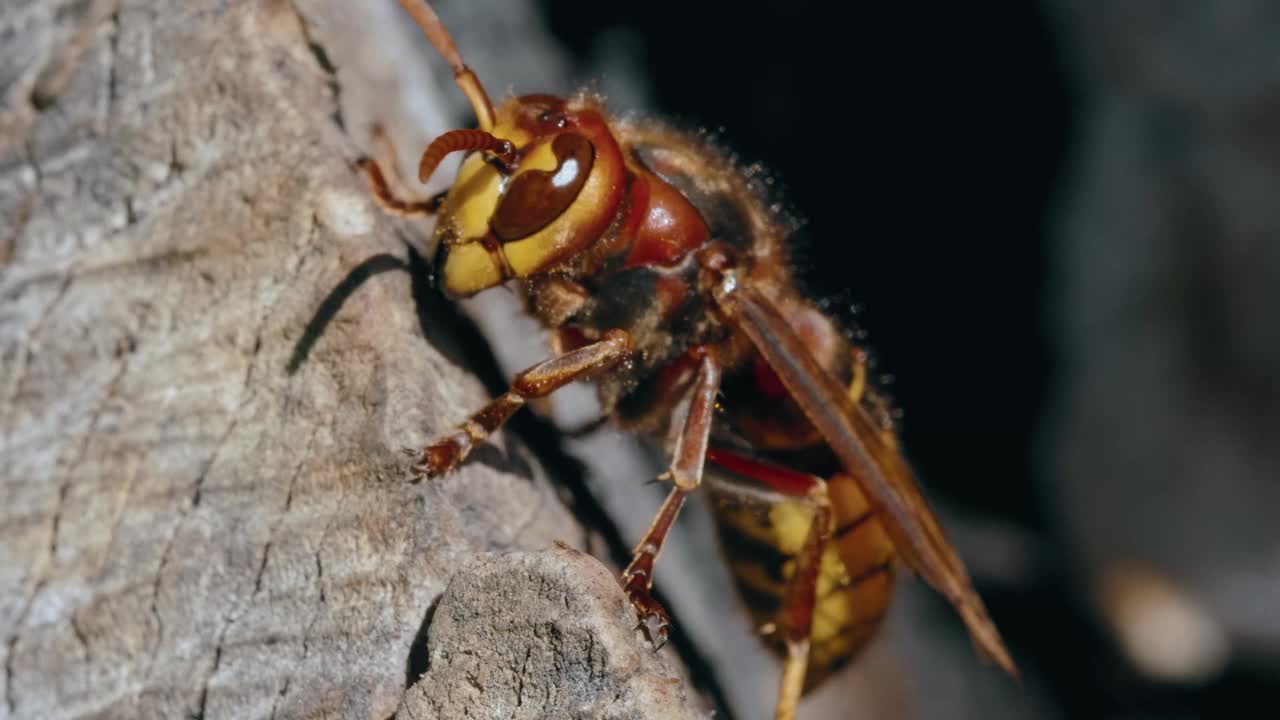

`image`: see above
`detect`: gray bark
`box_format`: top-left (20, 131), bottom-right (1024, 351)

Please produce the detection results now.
top-left (398, 549), bottom-right (699, 720)
top-left (0, 1), bottom-right (699, 718)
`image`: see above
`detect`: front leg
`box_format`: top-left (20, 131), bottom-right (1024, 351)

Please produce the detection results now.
top-left (358, 124), bottom-right (448, 218)
top-left (414, 329), bottom-right (632, 478)
top-left (621, 348), bottom-right (722, 646)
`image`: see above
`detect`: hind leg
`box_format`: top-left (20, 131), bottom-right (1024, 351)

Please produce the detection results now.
top-left (704, 448), bottom-right (837, 720)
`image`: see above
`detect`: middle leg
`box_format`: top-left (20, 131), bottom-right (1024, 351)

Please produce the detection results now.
top-left (621, 348), bottom-right (722, 646)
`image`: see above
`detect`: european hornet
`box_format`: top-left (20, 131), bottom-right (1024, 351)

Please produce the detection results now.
top-left (361, 2), bottom-right (1017, 717)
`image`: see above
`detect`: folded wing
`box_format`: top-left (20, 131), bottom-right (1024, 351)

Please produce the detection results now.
top-left (715, 283), bottom-right (1017, 677)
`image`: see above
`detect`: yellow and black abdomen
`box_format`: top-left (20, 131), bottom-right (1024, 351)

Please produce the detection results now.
top-left (707, 465), bottom-right (897, 692)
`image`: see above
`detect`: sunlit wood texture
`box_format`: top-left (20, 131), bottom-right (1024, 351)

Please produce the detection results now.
top-left (0, 2), bottom-right (697, 718)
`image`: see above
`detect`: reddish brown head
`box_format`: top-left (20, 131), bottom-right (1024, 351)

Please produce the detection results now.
top-left (395, 2), bottom-right (627, 297)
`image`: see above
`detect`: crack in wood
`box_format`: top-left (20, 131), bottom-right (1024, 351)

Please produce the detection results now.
top-left (515, 645), bottom-right (533, 707)
top-left (2, 271), bottom-right (74, 446)
top-left (1, 306), bottom-right (130, 715)
top-left (272, 468), bottom-right (348, 715)
top-left (0, 192), bottom-right (33, 267)
top-left (88, 446), bottom-right (141, 584)
top-left (70, 611), bottom-right (91, 664)
top-left (144, 333), bottom-right (259, 681)
top-left (2, 0), bottom-right (123, 156)
top-left (3, 577), bottom-right (45, 717)
top-left (105, 10), bottom-right (121, 120)
top-left (254, 425), bottom-right (320, 602)
top-left (284, 0), bottom-right (345, 132)
top-left (266, 675), bottom-right (291, 720)
top-left (50, 352), bottom-right (129, 560)
top-left (193, 605), bottom-right (238, 720)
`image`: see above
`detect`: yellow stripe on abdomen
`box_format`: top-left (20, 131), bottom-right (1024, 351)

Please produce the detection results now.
top-left (711, 479), bottom-right (897, 692)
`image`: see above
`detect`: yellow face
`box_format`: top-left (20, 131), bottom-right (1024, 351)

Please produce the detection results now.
top-left (433, 96), bottom-right (627, 297)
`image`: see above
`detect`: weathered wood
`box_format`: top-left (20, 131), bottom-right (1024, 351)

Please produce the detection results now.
top-left (0, 2), bottom-right (698, 718)
top-left (398, 548), bottom-right (700, 720)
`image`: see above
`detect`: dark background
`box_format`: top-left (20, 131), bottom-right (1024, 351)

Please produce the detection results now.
top-left (535, 1), bottom-right (1275, 718)
top-left (541, 1), bottom-right (1064, 520)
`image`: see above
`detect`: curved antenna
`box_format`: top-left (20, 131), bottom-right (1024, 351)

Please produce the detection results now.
top-left (417, 129), bottom-right (515, 183)
top-left (397, 0), bottom-right (497, 131)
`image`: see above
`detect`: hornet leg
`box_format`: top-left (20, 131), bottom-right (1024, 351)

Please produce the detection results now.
top-left (414, 329), bottom-right (632, 478)
top-left (358, 124), bottom-right (447, 217)
top-left (621, 349), bottom-right (721, 647)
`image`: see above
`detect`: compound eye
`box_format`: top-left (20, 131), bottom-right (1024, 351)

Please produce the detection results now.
top-left (490, 133), bottom-right (594, 242)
